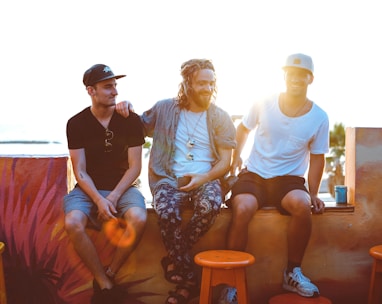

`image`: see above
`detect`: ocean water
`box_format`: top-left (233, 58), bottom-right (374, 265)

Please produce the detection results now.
top-left (0, 123), bottom-right (67, 156)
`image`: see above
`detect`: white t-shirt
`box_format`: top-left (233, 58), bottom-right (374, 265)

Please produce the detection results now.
top-left (172, 110), bottom-right (213, 177)
top-left (243, 94), bottom-right (329, 178)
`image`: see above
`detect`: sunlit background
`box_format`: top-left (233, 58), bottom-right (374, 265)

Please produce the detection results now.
top-left (1, 0), bottom-right (381, 144)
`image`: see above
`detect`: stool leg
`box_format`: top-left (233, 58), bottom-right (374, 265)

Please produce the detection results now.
top-left (369, 259), bottom-right (382, 304)
top-left (0, 245), bottom-right (6, 304)
top-left (235, 268), bottom-right (250, 304)
top-left (199, 267), bottom-right (213, 303)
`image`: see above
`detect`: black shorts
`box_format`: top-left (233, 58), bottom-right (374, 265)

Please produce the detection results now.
top-left (230, 169), bottom-right (308, 215)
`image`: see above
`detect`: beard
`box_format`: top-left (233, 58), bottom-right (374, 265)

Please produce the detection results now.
top-left (189, 90), bottom-right (212, 110)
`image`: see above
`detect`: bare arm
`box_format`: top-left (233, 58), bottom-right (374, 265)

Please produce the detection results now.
top-left (230, 122), bottom-right (251, 175)
top-left (179, 147), bottom-right (232, 192)
top-left (69, 149), bottom-right (118, 219)
top-left (69, 145), bottom-right (142, 220)
top-left (106, 145), bottom-right (142, 204)
top-left (308, 153), bottom-right (326, 213)
top-left (115, 100), bottom-right (134, 118)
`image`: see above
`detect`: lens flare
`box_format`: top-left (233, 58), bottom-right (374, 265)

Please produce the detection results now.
top-left (103, 218), bottom-right (136, 247)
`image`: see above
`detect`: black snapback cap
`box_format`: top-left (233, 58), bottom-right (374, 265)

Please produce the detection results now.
top-left (83, 64), bottom-right (126, 86)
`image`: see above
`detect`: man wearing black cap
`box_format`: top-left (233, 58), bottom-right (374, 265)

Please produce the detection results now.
top-left (63, 64), bottom-right (147, 304)
top-left (226, 53), bottom-right (328, 298)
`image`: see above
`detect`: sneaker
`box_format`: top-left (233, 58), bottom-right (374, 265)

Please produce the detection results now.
top-left (283, 267), bottom-right (320, 298)
top-left (218, 285), bottom-right (238, 304)
top-left (91, 280), bottom-right (102, 304)
top-left (91, 283), bottom-right (126, 304)
top-left (101, 286), bottom-right (125, 304)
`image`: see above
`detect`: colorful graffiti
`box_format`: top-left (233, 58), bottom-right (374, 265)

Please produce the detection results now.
top-left (0, 157), bottom-right (157, 304)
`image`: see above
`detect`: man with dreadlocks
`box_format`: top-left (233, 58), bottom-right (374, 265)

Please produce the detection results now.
top-left (116, 58), bottom-right (236, 303)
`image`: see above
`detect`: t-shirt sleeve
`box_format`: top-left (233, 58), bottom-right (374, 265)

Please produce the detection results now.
top-left (66, 116), bottom-right (84, 150)
top-left (310, 112), bottom-right (330, 154)
top-left (126, 112), bottom-right (146, 147)
top-left (242, 101), bottom-right (260, 130)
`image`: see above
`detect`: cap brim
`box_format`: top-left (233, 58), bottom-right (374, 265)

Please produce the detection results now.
top-left (93, 74), bottom-right (126, 85)
top-left (282, 66), bottom-right (313, 74)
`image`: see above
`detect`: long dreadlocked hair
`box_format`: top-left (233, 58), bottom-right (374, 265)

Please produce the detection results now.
top-left (177, 59), bottom-right (217, 109)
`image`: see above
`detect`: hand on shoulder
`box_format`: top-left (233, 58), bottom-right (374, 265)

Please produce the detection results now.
top-left (116, 100), bottom-right (134, 118)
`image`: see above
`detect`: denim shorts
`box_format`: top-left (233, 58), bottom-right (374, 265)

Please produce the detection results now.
top-left (63, 185), bottom-right (146, 230)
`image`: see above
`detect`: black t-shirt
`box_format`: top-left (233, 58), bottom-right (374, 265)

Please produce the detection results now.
top-left (66, 107), bottom-right (145, 190)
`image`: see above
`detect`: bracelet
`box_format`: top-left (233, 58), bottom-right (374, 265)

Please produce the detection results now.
top-left (105, 266), bottom-right (116, 278)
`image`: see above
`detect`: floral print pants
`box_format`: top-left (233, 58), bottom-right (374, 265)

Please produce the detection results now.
top-left (153, 180), bottom-right (222, 282)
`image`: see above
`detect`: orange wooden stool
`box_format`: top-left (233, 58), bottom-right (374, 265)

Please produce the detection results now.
top-left (0, 242), bottom-right (7, 304)
top-left (369, 245), bottom-right (382, 304)
top-left (269, 293), bottom-right (332, 304)
top-left (194, 250), bottom-right (255, 304)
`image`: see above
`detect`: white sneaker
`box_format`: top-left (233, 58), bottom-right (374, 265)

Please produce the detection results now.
top-left (283, 267), bottom-right (320, 297)
top-left (218, 285), bottom-right (238, 304)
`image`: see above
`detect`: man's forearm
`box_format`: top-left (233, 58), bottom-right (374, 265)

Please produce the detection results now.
top-left (308, 154), bottom-right (325, 196)
top-left (109, 165), bottom-right (141, 203)
top-left (204, 148), bottom-right (232, 183)
top-left (75, 170), bottom-right (104, 205)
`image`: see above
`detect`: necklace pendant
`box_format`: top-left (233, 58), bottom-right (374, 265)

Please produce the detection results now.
top-left (186, 152), bottom-right (194, 161)
top-left (187, 139), bottom-right (195, 148)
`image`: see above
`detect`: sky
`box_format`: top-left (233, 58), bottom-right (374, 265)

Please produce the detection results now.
top-left (1, 0), bottom-right (381, 143)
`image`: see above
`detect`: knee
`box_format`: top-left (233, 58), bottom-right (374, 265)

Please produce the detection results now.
top-left (284, 199), bottom-right (312, 217)
top-left (136, 210), bottom-right (147, 227)
top-left (297, 202), bottom-right (313, 217)
top-left (64, 213), bottom-right (85, 235)
top-left (127, 207), bottom-right (147, 227)
top-left (231, 196), bottom-right (257, 221)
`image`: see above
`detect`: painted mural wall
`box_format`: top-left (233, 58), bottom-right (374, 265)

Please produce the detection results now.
top-left (0, 127), bottom-right (382, 303)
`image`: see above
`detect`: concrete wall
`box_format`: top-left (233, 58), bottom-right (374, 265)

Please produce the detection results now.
top-left (1, 127), bottom-right (382, 303)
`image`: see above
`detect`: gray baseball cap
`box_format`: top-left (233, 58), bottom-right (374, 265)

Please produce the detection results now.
top-left (283, 53), bottom-right (314, 74)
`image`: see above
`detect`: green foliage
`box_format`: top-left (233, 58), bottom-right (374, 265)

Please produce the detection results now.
top-left (143, 137), bottom-right (152, 158)
top-left (329, 122), bottom-right (345, 158)
top-left (143, 139), bottom-right (152, 149)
